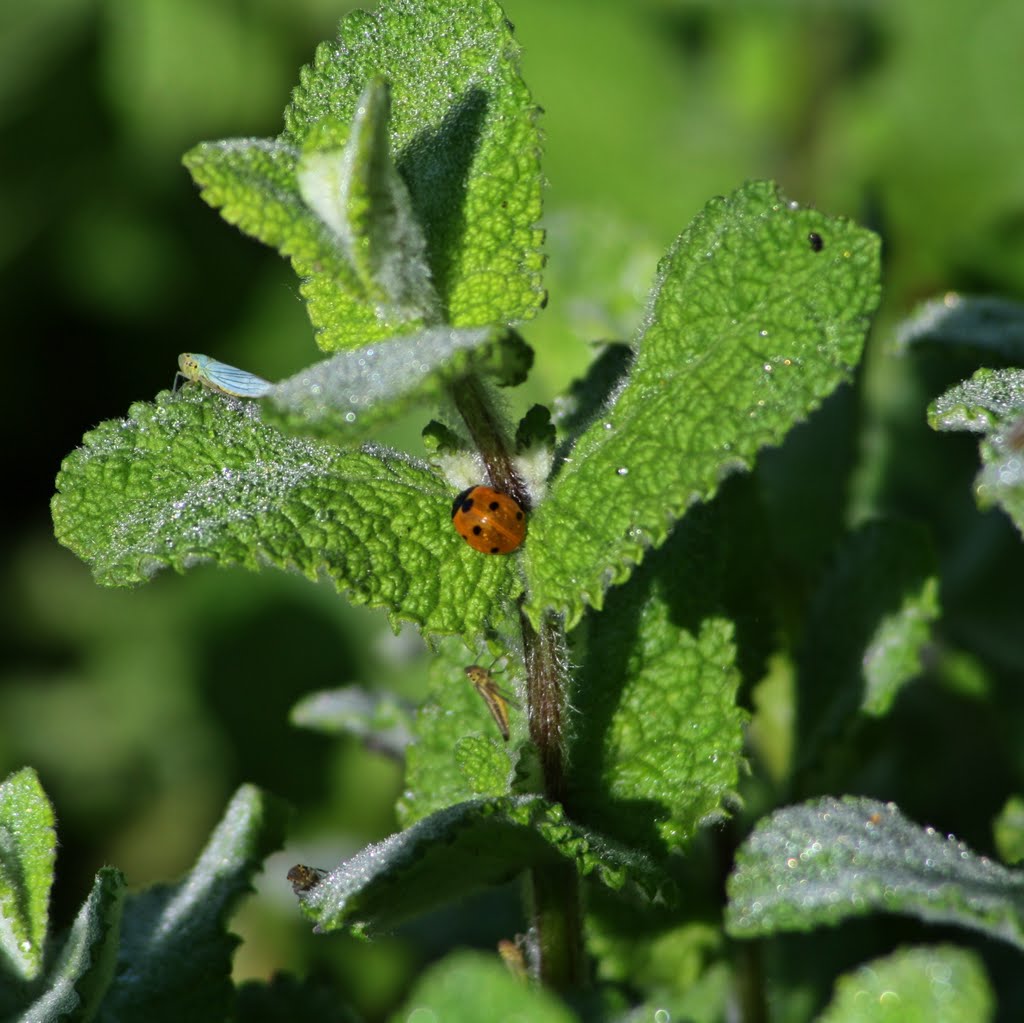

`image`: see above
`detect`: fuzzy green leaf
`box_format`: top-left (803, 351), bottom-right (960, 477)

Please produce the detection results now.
top-left (818, 945), bottom-right (994, 1023)
top-left (185, 0), bottom-right (543, 350)
top-left (929, 367), bottom-right (1024, 536)
top-left (388, 951), bottom-right (577, 1023)
top-left (896, 293), bottom-right (1024, 362)
top-left (52, 390), bottom-right (519, 638)
top-left (183, 137), bottom-right (393, 349)
top-left (0, 767), bottom-right (56, 982)
top-left (290, 687), bottom-right (415, 759)
top-left (569, 512), bottom-right (746, 854)
top-left (296, 77), bottom-right (440, 325)
top-left (398, 639), bottom-right (521, 827)
top-left (726, 796), bottom-right (1024, 951)
top-left (297, 795), bottom-right (665, 936)
top-left (94, 786), bottom-right (288, 1023)
top-left (286, 0), bottom-right (543, 327)
top-left (523, 181), bottom-right (881, 628)
top-left (20, 867), bottom-right (125, 1022)
top-left (266, 326), bottom-right (494, 440)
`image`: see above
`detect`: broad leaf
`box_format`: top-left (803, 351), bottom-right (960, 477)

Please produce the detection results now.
top-left (0, 767), bottom-right (56, 982)
top-left (20, 867), bottom-right (124, 1023)
top-left (818, 945), bottom-right (993, 1023)
top-left (523, 181), bottom-right (881, 628)
top-left (726, 796), bottom-right (1024, 951)
top-left (266, 326), bottom-right (494, 440)
top-left (568, 507), bottom-right (746, 855)
top-left (52, 389), bottom-right (519, 638)
top-left (296, 795), bottom-right (665, 936)
top-left (388, 951), bottom-right (577, 1023)
top-left (929, 367), bottom-right (1024, 537)
top-left (896, 293), bottom-right (1024, 363)
top-left (95, 786), bottom-right (288, 1023)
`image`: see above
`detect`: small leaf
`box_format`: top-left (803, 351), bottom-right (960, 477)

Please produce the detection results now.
top-left (52, 390), bottom-right (519, 639)
top-left (20, 867), bottom-right (125, 1022)
top-left (523, 181), bottom-right (881, 628)
top-left (298, 795), bottom-right (665, 936)
top-left (296, 78), bottom-right (440, 324)
top-left (95, 786), bottom-right (289, 1023)
top-left (266, 326), bottom-right (494, 440)
top-left (818, 945), bottom-right (994, 1023)
top-left (388, 951), bottom-right (577, 1023)
top-left (290, 686), bottom-right (415, 759)
top-left (0, 767), bottom-right (56, 981)
top-left (726, 796), bottom-right (1024, 951)
top-left (929, 367), bottom-right (1024, 536)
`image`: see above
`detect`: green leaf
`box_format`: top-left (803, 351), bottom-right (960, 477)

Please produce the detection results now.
top-left (95, 785), bottom-right (289, 1023)
top-left (929, 367), bottom-right (1024, 536)
top-left (796, 520), bottom-right (939, 765)
top-left (569, 508), bottom-right (747, 855)
top-left (523, 181), bottom-right (881, 628)
top-left (0, 767), bottom-right (56, 982)
top-left (296, 77), bottom-right (440, 325)
top-left (388, 951), bottom-right (577, 1023)
top-left (20, 867), bottom-right (125, 1023)
top-left (297, 795), bottom-right (665, 936)
top-left (183, 137), bottom-right (388, 350)
top-left (185, 0), bottom-right (543, 350)
top-left (290, 686), bottom-right (414, 759)
top-left (286, 0), bottom-right (543, 327)
top-left (52, 389), bottom-right (519, 638)
top-left (398, 639), bottom-right (520, 827)
top-left (896, 293), bottom-right (1024, 363)
top-left (265, 326), bottom-right (494, 441)
top-left (726, 796), bottom-right (1024, 951)
top-left (818, 945), bottom-right (994, 1023)
top-left (994, 795), bottom-right (1024, 866)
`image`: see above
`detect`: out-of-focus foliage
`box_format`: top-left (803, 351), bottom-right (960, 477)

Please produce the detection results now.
top-left (9, 0), bottom-right (1024, 1018)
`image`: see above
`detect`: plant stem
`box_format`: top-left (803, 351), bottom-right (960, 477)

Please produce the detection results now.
top-left (450, 374), bottom-right (530, 509)
top-left (450, 374), bottom-right (584, 989)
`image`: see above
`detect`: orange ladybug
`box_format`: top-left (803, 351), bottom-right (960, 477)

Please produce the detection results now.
top-left (451, 485), bottom-right (526, 554)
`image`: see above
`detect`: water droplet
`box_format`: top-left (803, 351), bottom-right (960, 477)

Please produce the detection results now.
top-left (759, 329), bottom-right (769, 338)
top-left (763, 363), bottom-right (773, 373)
top-left (344, 412), bottom-right (356, 423)
top-left (19, 939), bottom-right (32, 953)
top-left (616, 467), bottom-right (629, 476)
top-left (603, 422), bottom-right (613, 431)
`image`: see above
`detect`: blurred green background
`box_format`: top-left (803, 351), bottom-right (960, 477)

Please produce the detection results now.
top-left (4, 0), bottom-right (1024, 1017)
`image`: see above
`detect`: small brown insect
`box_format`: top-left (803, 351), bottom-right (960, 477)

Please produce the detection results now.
top-left (464, 663), bottom-right (517, 741)
top-left (287, 864), bottom-right (327, 894)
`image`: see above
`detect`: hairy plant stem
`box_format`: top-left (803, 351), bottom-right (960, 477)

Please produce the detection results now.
top-left (450, 374), bottom-right (584, 989)
top-left (450, 374), bottom-right (530, 509)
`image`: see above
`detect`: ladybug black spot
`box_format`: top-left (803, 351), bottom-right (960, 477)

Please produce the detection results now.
top-left (488, 501), bottom-right (500, 511)
top-left (472, 525), bottom-right (483, 535)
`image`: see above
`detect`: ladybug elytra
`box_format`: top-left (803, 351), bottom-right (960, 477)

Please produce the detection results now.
top-left (451, 485), bottom-right (526, 555)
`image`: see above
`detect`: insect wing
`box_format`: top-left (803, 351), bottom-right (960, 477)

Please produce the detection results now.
top-left (177, 353), bottom-right (272, 397)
